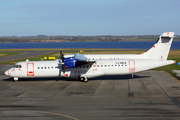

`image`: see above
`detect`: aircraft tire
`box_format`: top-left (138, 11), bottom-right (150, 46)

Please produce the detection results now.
top-left (80, 77), bottom-right (88, 82)
top-left (80, 77), bottom-right (85, 81)
top-left (84, 77), bottom-right (88, 82)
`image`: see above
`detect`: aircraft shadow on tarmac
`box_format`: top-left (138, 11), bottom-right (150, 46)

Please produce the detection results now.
top-left (3, 74), bottom-right (150, 82)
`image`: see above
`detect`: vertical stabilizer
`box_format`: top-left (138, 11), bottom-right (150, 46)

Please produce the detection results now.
top-left (142, 32), bottom-right (174, 60)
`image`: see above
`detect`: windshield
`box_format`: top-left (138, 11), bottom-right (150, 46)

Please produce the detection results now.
top-left (13, 64), bottom-right (22, 68)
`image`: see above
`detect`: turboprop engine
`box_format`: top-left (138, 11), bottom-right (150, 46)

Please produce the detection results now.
top-left (64, 57), bottom-right (77, 68)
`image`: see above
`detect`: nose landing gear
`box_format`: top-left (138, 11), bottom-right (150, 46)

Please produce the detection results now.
top-left (14, 77), bottom-right (18, 82)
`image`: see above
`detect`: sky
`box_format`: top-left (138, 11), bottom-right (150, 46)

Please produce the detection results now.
top-left (0, 0), bottom-right (180, 36)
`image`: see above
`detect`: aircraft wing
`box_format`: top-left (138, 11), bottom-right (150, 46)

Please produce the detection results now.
top-left (74, 54), bottom-right (95, 63)
top-left (60, 53), bottom-right (96, 69)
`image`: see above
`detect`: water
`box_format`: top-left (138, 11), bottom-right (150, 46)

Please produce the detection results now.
top-left (0, 41), bottom-right (179, 49)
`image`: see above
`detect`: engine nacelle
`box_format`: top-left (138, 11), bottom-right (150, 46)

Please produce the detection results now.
top-left (64, 57), bottom-right (77, 68)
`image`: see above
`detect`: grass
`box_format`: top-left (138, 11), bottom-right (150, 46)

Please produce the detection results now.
top-left (0, 52), bottom-right (20, 57)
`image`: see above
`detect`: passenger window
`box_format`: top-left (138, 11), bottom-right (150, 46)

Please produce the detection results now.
top-left (101, 65), bottom-right (103, 67)
top-left (41, 67), bottom-right (43, 69)
top-left (97, 65), bottom-right (99, 67)
top-left (118, 65), bottom-right (120, 66)
top-left (38, 67), bottom-right (40, 69)
top-left (51, 67), bottom-right (53, 69)
top-left (83, 66), bottom-right (85, 68)
top-left (48, 67), bottom-right (50, 69)
top-left (86, 66), bottom-right (88, 68)
top-left (16, 65), bottom-right (18, 68)
top-left (111, 65), bottom-right (113, 67)
top-left (105, 65), bottom-right (106, 67)
top-left (108, 65), bottom-right (110, 67)
top-left (45, 67), bottom-right (46, 69)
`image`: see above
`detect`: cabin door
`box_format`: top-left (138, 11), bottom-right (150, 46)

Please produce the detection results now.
top-left (129, 60), bottom-right (135, 73)
top-left (75, 71), bottom-right (80, 79)
top-left (92, 63), bottom-right (97, 71)
top-left (27, 63), bottom-right (34, 76)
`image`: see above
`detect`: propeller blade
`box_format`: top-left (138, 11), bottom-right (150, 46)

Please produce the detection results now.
top-left (60, 50), bottom-right (64, 62)
top-left (62, 65), bottom-right (65, 73)
top-left (60, 49), bottom-right (65, 74)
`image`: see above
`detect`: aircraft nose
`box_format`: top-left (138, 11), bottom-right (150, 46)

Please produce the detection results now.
top-left (5, 70), bottom-right (9, 76)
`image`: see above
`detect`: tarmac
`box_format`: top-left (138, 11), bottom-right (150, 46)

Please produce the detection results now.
top-left (0, 51), bottom-right (180, 120)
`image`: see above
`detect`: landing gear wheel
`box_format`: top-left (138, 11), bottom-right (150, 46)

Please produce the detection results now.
top-left (80, 77), bottom-right (85, 81)
top-left (84, 78), bottom-right (88, 82)
top-left (14, 78), bottom-right (18, 83)
top-left (80, 77), bottom-right (88, 82)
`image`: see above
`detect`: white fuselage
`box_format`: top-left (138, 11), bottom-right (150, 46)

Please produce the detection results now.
top-left (5, 56), bottom-right (175, 80)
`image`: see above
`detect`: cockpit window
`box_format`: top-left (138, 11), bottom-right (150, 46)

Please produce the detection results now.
top-left (13, 64), bottom-right (22, 68)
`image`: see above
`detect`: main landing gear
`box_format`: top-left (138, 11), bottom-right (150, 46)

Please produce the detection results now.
top-left (80, 77), bottom-right (88, 82)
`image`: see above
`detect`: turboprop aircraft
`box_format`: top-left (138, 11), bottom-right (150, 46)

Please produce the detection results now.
top-left (5, 32), bottom-right (176, 82)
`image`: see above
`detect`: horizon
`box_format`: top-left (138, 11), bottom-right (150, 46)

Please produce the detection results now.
top-left (0, 34), bottom-right (171, 37)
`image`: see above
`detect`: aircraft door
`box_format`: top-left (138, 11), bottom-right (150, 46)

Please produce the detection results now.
top-left (129, 60), bottom-right (135, 73)
top-left (92, 63), bottom-right (97, 71)
top-left (27, 63), bottom-right (34, 76)
top-left (75, 71), bottom-right (80, 79)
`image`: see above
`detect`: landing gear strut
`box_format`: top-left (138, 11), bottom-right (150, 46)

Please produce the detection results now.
top-left (80, 77), bottom-right (88, 82)
top-left (14, 77), bottom-right (18, 82)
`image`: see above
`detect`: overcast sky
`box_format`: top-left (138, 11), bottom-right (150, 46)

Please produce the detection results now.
top-left (0, 0), bottom-right (180, 36)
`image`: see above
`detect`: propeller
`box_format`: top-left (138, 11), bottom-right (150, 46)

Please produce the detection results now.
top-left (59, 50), bottom-right (65, 74)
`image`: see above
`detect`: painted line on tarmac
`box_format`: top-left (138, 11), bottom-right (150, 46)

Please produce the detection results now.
top-left (165, 71), bottom-right (180, 83)
top-left (31, 110), bottom-right (79, 120)
top-left (0, 109), bottom-right (79, 120)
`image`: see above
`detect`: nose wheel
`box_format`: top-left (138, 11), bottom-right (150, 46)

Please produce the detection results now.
top-left (80, 77), bottom-right (88, 82)
top-left (14, 77), bottom-right (18, 82)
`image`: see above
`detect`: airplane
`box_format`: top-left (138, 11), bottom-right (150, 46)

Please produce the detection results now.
top-left (5, 32), bottom-right (176, 82)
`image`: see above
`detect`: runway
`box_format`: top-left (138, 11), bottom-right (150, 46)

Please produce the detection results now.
top-left (0, 64), bottom-right (180, 119)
